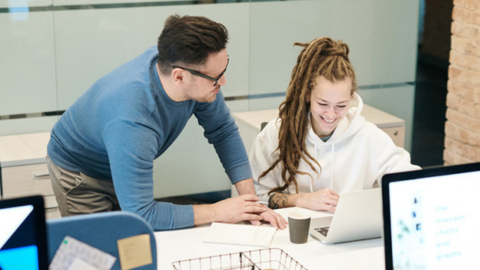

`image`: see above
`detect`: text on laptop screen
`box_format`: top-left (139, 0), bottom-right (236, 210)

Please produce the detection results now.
top-left (388, 170), bottom-right (480, 269)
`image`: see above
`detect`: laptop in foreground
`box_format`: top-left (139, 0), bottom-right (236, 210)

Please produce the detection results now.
top-left (309, 188), bottom-right (382, 244)
top-left (0, 195), bottom-right (48, 270)
top-left (382, 162), bottom-right (480, 270)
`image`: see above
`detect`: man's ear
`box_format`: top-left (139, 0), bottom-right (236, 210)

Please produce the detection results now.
top-left (171, 68), bottom-right (185, 85)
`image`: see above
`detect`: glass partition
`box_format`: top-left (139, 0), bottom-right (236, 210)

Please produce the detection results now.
top-left (0, 0), bottom-right (419, 197)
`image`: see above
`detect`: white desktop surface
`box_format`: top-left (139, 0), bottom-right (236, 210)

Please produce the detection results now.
top-left (155, 207), bottom-right (385, 269)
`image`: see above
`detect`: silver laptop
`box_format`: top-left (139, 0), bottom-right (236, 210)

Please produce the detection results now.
top-left (309, 188), bottom-right (382, 244)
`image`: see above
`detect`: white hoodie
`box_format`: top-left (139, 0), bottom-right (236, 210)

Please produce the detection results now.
top-left (250, 93), bottom-right (421, 202)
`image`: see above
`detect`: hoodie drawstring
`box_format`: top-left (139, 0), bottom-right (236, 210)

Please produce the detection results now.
top-left (309, 141), bottom-right (317, 193)
top-left (330, 143), bottom-right (335, 190)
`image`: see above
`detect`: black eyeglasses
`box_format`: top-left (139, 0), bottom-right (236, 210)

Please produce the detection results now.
top-left (172, 56), bottom-right (229, 87)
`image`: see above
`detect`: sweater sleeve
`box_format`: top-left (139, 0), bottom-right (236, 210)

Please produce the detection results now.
top-left (102, 119), bottom-right (194, 231)
top-left (194, 90), bottom-right (252, 184)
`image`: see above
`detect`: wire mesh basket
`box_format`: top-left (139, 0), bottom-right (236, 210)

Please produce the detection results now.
top-left (172, 248), bottom-right (307, 270)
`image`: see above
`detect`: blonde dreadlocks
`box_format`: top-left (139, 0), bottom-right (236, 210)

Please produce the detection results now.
top-left (258, 37), bottom-right (357, 195)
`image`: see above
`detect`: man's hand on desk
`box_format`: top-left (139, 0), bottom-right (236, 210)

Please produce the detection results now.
top-left (217, 195), bottom-right (287, 229)
top-left (192, 194), bottom-right (287, 229)
top-left (231, 178), bottom-right (287, 229)
top-left (213, 194), bottom-right (268, 223)
top-left (257, 208), bottom-right (288, 230)
top-left (193, 194), bottom-right (266, 226)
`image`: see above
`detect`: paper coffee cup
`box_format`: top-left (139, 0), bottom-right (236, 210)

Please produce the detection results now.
top-left (288, 210), bottom-right (311, 244)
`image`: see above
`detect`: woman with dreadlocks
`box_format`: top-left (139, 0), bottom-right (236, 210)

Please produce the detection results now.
top-left (250, 37), bottom-right (420, 212)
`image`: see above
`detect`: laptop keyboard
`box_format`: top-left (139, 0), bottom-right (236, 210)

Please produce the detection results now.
top-left (314, 226), bottom-right (330, 237)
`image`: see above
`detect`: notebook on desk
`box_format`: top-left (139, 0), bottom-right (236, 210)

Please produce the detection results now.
top-left (204, 222), bottom-right (276, 247)
top-left (381, 162), bottom-right (480, 270)
top-left (309, 188), bottom-right (382, 244)
top-left (0, 195), bottom-right (48, 270)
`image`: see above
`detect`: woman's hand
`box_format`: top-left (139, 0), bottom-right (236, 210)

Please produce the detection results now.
top-left (296, 188), bottom-right (340, 212)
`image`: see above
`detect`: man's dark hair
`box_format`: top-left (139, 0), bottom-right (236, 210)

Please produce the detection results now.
top-left (157, 14), bottom-right (229, 75)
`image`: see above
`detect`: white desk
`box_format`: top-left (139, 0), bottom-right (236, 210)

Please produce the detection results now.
top-left (155, 207), bottom-right (385, 269)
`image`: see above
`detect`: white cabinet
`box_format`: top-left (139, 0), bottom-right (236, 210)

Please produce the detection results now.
top-left (360, 105), bottom-right (406, 148)
top-left (0, 132), bottom-right (60, 219)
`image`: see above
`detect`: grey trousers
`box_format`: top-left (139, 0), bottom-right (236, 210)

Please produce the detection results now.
top-left (46, 155), bottom-right (120, 217)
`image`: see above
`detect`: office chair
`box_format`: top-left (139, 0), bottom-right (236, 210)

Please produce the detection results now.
top-left (46, 211), bottom-right (157, 270)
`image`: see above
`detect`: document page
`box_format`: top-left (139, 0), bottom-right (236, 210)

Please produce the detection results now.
top-left (204, 222), bottom-right (276, 247)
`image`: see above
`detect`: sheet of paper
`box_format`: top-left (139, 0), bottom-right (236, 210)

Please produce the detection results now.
top-left (117, 234), bottom-right (152, 270)
top-left (49, 236), bottom-right (116, 270)
top-left (204, 222), bottom-right (276, 247)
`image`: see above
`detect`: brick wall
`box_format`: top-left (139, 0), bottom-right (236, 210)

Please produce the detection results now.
top-left (445, 0), bottom-right (480, 164)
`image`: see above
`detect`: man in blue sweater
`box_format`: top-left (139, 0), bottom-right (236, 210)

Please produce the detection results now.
top-left (46, 14), bottom-right (286, 231)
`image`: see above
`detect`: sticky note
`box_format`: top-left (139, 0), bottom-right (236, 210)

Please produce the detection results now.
top-left (117, 234), bottom-right (152, 270)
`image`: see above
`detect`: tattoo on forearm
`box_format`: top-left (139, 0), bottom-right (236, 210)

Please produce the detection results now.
top-left (269, 193), bottom-right (289, 209)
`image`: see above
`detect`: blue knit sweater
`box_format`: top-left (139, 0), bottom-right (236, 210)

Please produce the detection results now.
top-left (47, 46), bottom-right (252, 230)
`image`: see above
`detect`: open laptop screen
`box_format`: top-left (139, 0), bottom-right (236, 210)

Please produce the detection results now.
top-left (0, 196), bottom-right (48, 270)
top-left (382, 162), bottom-right (480, 270)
